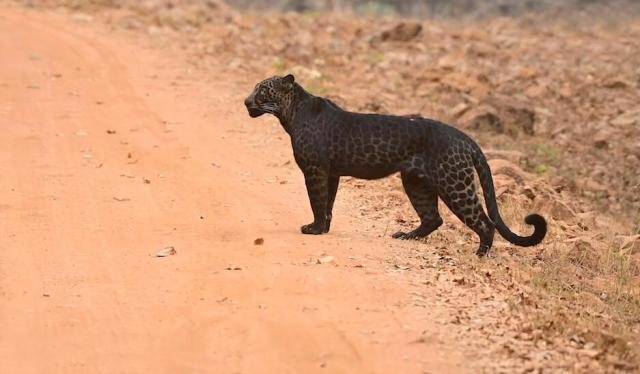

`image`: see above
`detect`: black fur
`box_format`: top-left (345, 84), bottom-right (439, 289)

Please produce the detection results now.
top-left (244, 75), bottom-right (547, 256)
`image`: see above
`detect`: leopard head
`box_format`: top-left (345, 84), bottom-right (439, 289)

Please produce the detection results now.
top-left (244, 74), bottom-right (296, 118)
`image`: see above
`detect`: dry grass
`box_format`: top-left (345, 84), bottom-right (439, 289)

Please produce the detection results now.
top-left (346, 161), bottom-right (640, 370)
top-left (345, 173), bottom-right (640, 370)
top-left (490, 197), bottom-right (640, 369)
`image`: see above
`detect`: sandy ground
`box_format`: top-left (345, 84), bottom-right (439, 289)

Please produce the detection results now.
top-left (0, 6), bottom-right (471, 373)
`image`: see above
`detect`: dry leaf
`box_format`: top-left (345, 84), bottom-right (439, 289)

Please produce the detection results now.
top-left (156, 246), bottom-right (176, 257)
top-left (317, 255), bottom-right (334, 264)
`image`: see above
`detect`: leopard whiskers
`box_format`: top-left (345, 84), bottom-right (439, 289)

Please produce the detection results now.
top-left (260, 103), bottom-right (279, 114)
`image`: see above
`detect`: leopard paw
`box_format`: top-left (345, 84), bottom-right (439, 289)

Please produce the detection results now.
top-left (301, 222), bottom-right (325, 235)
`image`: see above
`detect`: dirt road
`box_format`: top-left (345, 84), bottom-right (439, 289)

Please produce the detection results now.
top-left (0, 6), bottom-right (469, 373)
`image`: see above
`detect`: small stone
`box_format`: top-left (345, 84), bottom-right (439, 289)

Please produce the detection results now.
top-left (156, 246), bottom-right (176, 257)
top-left (378, 22), bottom-right (422, 42)
top-left (317, 255), bottom-right (334, 264)
top-left (449, 102), bottom-right (470, 118)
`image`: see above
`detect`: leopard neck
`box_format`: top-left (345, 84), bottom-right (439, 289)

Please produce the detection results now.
top-left (276, 83), bottom-right (312, 133)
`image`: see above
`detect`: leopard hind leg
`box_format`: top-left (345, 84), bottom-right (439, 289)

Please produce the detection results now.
top-left (436, 153), bottom-right (495, 256)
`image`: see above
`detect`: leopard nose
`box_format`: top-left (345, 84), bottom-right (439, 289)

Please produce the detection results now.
top-left (244, 97), bottom-right (252, 107)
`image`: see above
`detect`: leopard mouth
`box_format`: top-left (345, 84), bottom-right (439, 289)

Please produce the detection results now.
top-left (246, 106), bottom-right (265, 118)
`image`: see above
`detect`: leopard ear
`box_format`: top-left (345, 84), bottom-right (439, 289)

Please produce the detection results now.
top-left (282, 74), bottom-right (295, 90)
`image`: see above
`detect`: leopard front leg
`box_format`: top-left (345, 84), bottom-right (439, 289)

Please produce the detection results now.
top-left (301, 167), bottom-right (329, 235)
top-left (324, 176), bottom-right (340, 233)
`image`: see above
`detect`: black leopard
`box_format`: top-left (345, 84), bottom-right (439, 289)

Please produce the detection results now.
top-left (244, 74), bottom-right (547, 256)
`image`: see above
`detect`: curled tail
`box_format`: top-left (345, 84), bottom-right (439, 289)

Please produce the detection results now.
top-left (472, 148), bottom-right (547, 247)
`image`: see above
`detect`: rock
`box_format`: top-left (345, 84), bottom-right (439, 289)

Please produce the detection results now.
top-left (156, 246), bottom-right (176, 257)
top-left (459, 105), bottom-right (502, 133)
top-left (593, 131), bottom-right (609, 149)
top-left (254, 237), bottom-right (264, 245)
top-left (449, 102), bottom-right (470, 118)
top-left (377, 22), bottom-right (422, 42)
top-left (483, 96), bottom-right (537, 136)
top-left (610, 110), bottom-right (640, 127)
top-left (317, 255), bottom-right (335, 264)
top-left (602, 79), bottom-right (631, 89)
